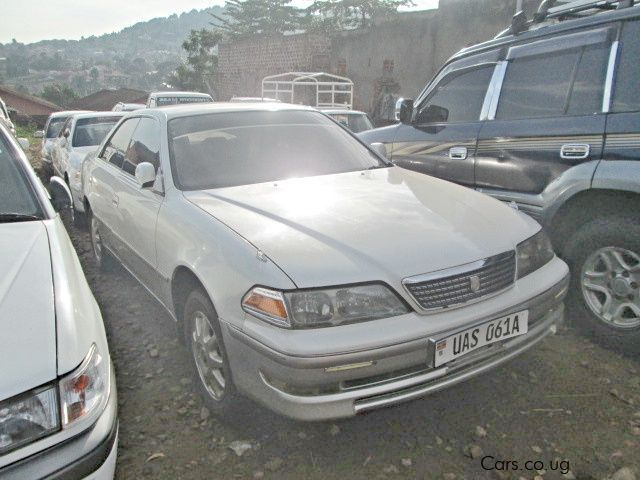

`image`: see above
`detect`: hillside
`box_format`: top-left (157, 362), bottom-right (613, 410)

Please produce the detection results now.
top-left (0, 6), bottom-right (225, 95)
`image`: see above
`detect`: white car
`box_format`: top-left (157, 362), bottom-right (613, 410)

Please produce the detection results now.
top-left (83, 103), bottom-right (569, 421)
top-left (146, 91), bottom-right (213, 108)
top-left (0, 123), bottom-right (117, 478)
top-left (39, 110), bottom-right (90, 174)
top-left (51, 112), bottom-right (122, 215)
top-left (322, 109), bottom-right (375, 133)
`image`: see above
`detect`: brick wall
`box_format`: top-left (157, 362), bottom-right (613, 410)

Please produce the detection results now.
top-left (218, 34), bottom-right (332, 100)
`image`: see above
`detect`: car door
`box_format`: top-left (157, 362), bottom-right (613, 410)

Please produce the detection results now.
top-left (52, 118), bottom-right (72, 177)
top-left (88, 117), bottom-right (140, 255)
top-left (389, 51), bottom-right (499, 188)
top-left (110, 116), bottom-right (164, 297)
top-left (603, 19), bottom-right (640, 164)
top-left (475, 27), bottom-right (613, 220)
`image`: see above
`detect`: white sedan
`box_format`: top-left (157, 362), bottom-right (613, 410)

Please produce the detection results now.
top-left (51, 112), bottom-right (122, 214)
top-left (0, 123), bottom-right (117, 478)
top-left (83, 103), bottom-right (569, 421)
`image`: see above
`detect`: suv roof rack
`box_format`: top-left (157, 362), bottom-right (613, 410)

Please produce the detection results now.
top-left (496, 0), bottom-right (635, 38)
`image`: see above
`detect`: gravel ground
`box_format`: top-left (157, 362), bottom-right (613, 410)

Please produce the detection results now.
top-left (29, 148), bottom-right (640, 480)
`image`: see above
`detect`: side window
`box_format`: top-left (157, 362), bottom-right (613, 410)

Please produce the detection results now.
top-left (101, 118), bottom-right (139, 169)
top-left (415, 66), bottom-right (494, 124)
top-left (122, 118), bottom-right (161, 176)
top-left (612, 20), bottom-right (640, 113)
top-left (497, 43), bottom-right (609, 120)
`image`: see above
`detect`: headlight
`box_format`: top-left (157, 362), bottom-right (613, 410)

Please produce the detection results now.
top-left (517, 229), bottom-right (555, 279)
top-left (242, 283), bottom-right (409, 328)
top-left (0, 386), bottom-right (60, 455)
top-left (59, 344), bottom-right (110, 429)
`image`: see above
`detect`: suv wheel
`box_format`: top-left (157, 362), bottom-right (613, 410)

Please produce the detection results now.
top-left (183, 289), bottom-right (238, 413)
top-left (565, 217), bottom-right (640, 348)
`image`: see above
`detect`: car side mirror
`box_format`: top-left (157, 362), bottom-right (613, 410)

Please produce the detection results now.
top-left (63, 128), bottom-right (70, 138)
top-left (17, 138), bottom-right (30, 150)
top-left (370, 142), bottom-right (388, 159)
top-left (49, 176), bottom-right (73, 212)
top-left (34, 130), bottom-right (45, 139)
top-left (135, 162), bottom-right (156, 188)
top-left (395, 98), bottom-right (414, 124)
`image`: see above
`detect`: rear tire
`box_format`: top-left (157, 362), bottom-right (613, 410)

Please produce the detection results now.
top-left (183, 288), bottom-right (239, 415)
top-left (564, 216), bottom-right (640, 351)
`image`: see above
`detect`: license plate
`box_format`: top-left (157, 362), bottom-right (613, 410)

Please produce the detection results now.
top-left (433, 310), bottom-right (529, 367)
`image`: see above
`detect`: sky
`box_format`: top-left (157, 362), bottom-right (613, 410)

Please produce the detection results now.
top-left (0, 0), bottom-right (439, 44)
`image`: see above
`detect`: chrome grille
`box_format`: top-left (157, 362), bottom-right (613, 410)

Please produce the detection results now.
top-left (404, 251), bottom-right (516, 311)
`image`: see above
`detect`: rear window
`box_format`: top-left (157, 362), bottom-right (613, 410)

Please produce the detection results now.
top-left (46, 117), bottom-right (68, 138)
top-left (72, 116), bottom-right (122, 147)
top-left (156, 96), bottom-right (213, 106)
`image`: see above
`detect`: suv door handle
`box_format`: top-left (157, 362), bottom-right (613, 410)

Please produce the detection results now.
top-left (112, 195), bottom-right (119, 207)
top-left (560, 144), bottom-right (590, 160)
top-left (449, 146), bottom-right (468, 160)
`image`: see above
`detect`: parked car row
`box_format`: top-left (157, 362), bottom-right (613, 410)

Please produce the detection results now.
top-left (361, 0), bottom-right (640, 345)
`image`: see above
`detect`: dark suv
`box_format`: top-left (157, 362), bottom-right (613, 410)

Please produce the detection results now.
top-left (361, 0), bottom-right (640, 347)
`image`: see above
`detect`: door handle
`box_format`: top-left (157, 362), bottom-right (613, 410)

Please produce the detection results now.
top-left (560, 144), bottom-right (590, 160)
top-left (449, 146), bottom-right (468, 160)
top-left (112, 195), bottom-right (119, 207)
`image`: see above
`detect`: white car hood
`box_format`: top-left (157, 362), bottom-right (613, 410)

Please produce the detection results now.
top-left (185, 167), bottom-right (540, 288)
top-left (0, 222), bottom-right (56, 400)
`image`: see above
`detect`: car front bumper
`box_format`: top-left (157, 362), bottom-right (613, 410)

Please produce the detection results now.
top-left (224, 271), bottom-right (569, 421)
top-left (0, 369), bottom-right (118, 480)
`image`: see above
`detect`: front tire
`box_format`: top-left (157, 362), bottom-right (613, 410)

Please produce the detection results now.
top-left (183, 289), bottom-right (239, 414)
top-left (88, 208), bottom-right (115, 271)
top-left (565, 217), bottom-right (640, 350)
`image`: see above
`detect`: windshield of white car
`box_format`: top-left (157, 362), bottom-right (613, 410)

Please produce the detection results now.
top-left (0, 134), bottom-right (44, 222)
top-left (72, 116), bottom-right (122, 147)
top-left (168, 110), bottom-right (388, 190)
top-left (156, 96), bottom-right (213, 106)
top-left (46, 117), bottom-right (69, 138)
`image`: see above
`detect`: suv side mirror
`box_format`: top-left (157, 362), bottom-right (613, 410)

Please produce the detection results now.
top-left (63, 128), bottom-right (70, 138)
top-left (135, 162), bottom-right (156, 188)
top-left (370, 142), bottom-right (388, 159)
top-left (395, 98), bottom-right (414, 124)
top-left (49, 176), bottom-right (73, 212)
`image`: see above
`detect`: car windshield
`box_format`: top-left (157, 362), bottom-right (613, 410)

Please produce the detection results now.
top-left (168, 110), bottom-right (386, 190)
top-left (156, 96), bottom-right (212, 106)
top-left (46, 117), bottom-right (69, 138)
top-left (72, 116), bottom-right (122, 147)
top-left (0, 133), bottom-right (43, 221)
top-left (330, 113), bottom-right (374, 133)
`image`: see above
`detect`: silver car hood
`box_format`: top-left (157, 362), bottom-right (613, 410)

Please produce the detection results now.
top-left (185, 168), bottom-right (540, 288)
top-left (0, 222), bottom-right (56, 400)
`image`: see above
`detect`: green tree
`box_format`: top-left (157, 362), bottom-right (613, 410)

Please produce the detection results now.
top-left (40, 84), bottom-right (78, 108)
top-left (307, 0), bottom-right (414, 31)
top-left (212, 0), bottom-right (304, 37)
top-left (168, 28), bottom-right (223, 96)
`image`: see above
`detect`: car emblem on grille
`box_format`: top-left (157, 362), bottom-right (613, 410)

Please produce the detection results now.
top-left (469, 275), bottom-right (481, 293)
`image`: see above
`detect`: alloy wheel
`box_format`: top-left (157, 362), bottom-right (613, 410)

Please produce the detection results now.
top-left (581, 246), bottom-right (640, 330)
top-left (190, 310), bottom-right (226, 400)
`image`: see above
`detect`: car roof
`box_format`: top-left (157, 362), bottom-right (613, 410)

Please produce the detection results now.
top-left (322, 109), bottom-right (367, 115)
top-left (71, 111), bottom-right (124, 121)
top-left (450, 4), bottom-right (640, 64)
top-left (149, 91), bottom-right (212, 98)
top-left (48, 110), bottom-right (91, 119)
top-left (146, 102), bottom-right (316, 120)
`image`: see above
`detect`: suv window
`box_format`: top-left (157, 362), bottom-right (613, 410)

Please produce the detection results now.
top-left (122, 118), bottom-right (161, 175)
top-left (612, 20), bottom-right (640, 113)
top-left (497, 44), bottom-right (609, 120)
top-left (415, 66), bottom-right (493, 124)
top-left (101, 118), bottom-right (139, 169)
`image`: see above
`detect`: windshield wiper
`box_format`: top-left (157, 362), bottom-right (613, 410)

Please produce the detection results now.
top-left (0, 213), bottom-right (42, 223)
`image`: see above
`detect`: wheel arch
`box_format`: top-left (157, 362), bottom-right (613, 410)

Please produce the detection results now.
top-left (171, 265), bottom-right (212, 329)
top-left (549, 188), bottom-right (640, 256)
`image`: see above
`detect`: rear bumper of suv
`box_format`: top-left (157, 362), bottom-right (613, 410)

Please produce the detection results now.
top-left (225, 272), bottom-right (569, 421)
